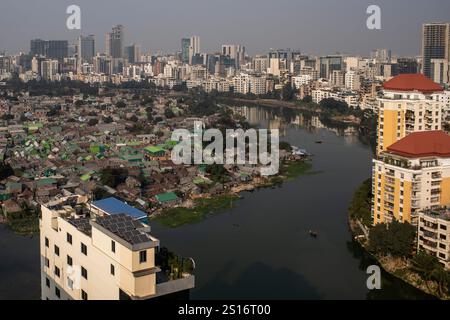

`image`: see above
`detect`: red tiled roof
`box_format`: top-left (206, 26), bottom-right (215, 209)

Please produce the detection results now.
top-left (387, 131), bottom-right (450, 158)
top-left (383, 74), bottom-right (443, 94)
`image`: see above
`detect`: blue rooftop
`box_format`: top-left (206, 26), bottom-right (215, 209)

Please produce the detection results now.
top-left (92, 197), bottom-right (147, 220)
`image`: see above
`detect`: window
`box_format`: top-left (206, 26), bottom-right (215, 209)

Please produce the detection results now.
top-left (55, 287), bottom-right (60, 298)
top-left (67, 255), bottom-right (73, 266)
top-left (81, 267), bottom-right (88, 280)
top-left (67, 277), bottom-right (74, 290)
top-left (81, 243), bottom-right (87, 256)
top-left (54, 266), bottom-right (60, 278)
top-left (54, 245), bottom-right (60, 256)
top-left (45, 258), bottom-right (50, 268)
top-left (67, 233), bottom-right (72, 244)
top-left (45, 237), bottom-right (49, 248)
top-left (81, 290), bottom-right (88, 300)
top-left (46, 277), bottom-right (50, 288)
top-left (110, 264), bottom-right (115, 276)
top-left (111, 240), bottom-right (116, 253)
top-left (139, 250), bottom-right (147, 263)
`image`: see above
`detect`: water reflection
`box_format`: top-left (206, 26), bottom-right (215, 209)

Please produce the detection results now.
top-left (151, 105), bottom-right (431, 300)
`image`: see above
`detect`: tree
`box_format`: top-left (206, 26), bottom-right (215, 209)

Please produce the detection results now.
top-left (279, 141), bottom-right (292, 152)
top-left (368, 220), bottom-right (416, 258)
top-left (302, 95), bottom-right (313, 103)
top-left (282, 83), bottom-right (295, 101)
top-left (0, 163), bottom-right (14, 180)
top-left (164, 108), bottom-right (175, 119)
top-left (1, 114), bottom-right (14, 121)
top-left (103, 116), bottom-right (113, 124)
top-left (100, 168), bottom-right (129, 188)
top-left (411, 251), bottom-right (450, 296)
top-left (206, 164), bottom-right (229, 183)
top-left (320, 98), bottom-right (349, 114)
top-left (116, 101), bottom-right (126, 108)
top-left (88, 118), bottom-right (99, 126)
top-left (348, 179), bottom-right (372, 226)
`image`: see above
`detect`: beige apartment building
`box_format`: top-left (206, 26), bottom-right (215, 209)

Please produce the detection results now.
top-left (40, 195), bottom-right (194, 300)
top-left (418, 208), bottom-right (450, 269)
top-left (372, 131), bottom-right (450, 225)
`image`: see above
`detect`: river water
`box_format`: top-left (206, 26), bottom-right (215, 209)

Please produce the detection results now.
top-left (0, 106), bottom-right (432, 300)
top-left (152, 106), bottom-right (432, 300)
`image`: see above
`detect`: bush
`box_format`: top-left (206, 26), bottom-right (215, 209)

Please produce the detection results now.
top-left (368, 220), bottom-right (416, 258)
top-left (348, 179), bottom-right (372, 226)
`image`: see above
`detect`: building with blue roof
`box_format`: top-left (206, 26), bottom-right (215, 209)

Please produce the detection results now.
top-left (91, 197), bottom-right (148, 222)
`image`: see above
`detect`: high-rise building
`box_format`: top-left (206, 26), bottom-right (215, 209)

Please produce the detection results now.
top-left (221, 44), bottom-right (246, 69)
top-left (125, 44), bottom-right (141, 64)
top-left (430, 58), bottom-right (449, 85)
top-left (46, 41), bottom-right (68, 62)
top-left (417, 208), bottom-right (450, 269)
top-left (40, 59), bottom-right (59, 80)
top-left (188, 36), bottom-right (200, 65)
top-left (40, 196), bottom-right (195, 300)
top-left (30, 39), bottom-right (68, 62)
top-left (396, 58), bottom-right (419, 75)
top-left (376, 74), bottom-right (444, 156)
top-left (421, 23), bottom-right (450, 79)
top-left (106, 25), bottom-right (124, 59)
top-left (181, 38), bottom-right (191, 64)
top-left (77, 35), bottom-right (95, 64)
top-left (319, 55), bottom-right (343, 79)
top-left (252, 56), bottom-right (269, 74)
top-left (330, 70), bottom-right (345, 87)
top-left (372, 131), bottom-right (450, 225)
top-left (190, 36), bottom-right (200, 55)
top-left (93, 54), bottom-right (113, 75)
top-left (371, 49), bottom-right (392, 63)
top-left (30, 39), bottom-right (47, 56)
top-left (345, 71), bottom-right (361, 91)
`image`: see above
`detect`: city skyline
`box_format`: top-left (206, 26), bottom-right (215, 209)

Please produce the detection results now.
top-left (1, 0), bottom-right (450, 56)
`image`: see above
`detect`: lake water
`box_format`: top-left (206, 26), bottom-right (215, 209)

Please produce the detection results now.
top-left (0, 106), bottom-right (432, 300)
top-left (152, 106), bottom-right (432, 300)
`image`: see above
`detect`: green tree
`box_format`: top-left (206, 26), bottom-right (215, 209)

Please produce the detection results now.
top-left (282, 83), bottom-right (295, 101)
top-left (368, 220), bottom-right (416, 258)
top-left (116, 100), bottom-right (126, 108)
top-left (348, 179), bottom-right (372, 226)
top-left (0, 163), bottom-right (14, 180)
top-left (164, 108), bottom-right (175, 118)
top-left (279, 141), bottom-right (292, 152)
top-left (100, 168), bottom-right (129, 188)
top-left (88, 118), bottom-right (99, 126)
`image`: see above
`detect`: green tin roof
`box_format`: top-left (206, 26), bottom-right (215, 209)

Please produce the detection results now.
top-left (155, 192), bottom-right (179, 203)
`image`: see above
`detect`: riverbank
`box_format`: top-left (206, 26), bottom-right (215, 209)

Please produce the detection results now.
top-left (153, 159), bottom-right (314, 228)
top-left (0, 211), bottom-right (39, 236)
top-left (348, 181), bottom-right (449, 300)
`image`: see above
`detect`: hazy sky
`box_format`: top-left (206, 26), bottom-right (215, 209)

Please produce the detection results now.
top-left (1, 0), bottom-right (449, 56)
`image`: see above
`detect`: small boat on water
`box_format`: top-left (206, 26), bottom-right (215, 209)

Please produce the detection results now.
top-left (309, 230), bottom-right (318, 238)
top-left (315, 140), bottom-right (323, 144)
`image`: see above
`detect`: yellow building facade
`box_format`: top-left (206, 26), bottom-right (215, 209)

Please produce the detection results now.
top-left (372, 131), bottom-right (450, 225)
top-left (376, 74), bottom-right (444, 156)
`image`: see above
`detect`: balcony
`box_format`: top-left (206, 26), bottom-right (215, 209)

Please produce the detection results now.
top-left (420, 238), bottom-right (438, 249)
top-left (432, 173), bottom-right (442, 180)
